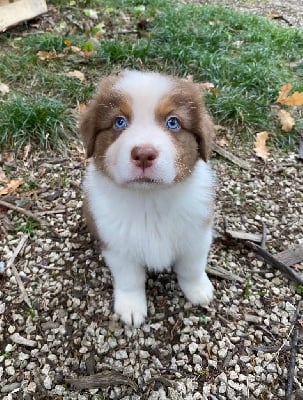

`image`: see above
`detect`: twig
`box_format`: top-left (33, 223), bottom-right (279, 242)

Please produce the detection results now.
top-left (6, 234), bottom-right (32, 308)
top-left (0, 199), bottom-right (46, 226)
top-left (66, 371), bottom-right (138, 391)
top-left (245, 241), bottom-right (303, 286)
top-left (212, 143), bottom-right (251, 170)
top-left (251, 343), bottom-right (303, 353)
top-left (261, 222), bottom-right (267, 249)
top-left (286, 301), bottom-right (302, 399)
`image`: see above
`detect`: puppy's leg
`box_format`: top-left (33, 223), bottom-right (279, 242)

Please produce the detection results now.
top-left (175, 227), bottom-right (214, 306)
top-left (103, 249), bottom-right (147, 327)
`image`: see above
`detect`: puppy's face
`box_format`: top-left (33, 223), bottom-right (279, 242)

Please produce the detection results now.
top-left (80, 71), bottom-right (213, 187)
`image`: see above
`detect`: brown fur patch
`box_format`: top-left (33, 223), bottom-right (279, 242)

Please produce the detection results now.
top-left (79, 75), bottom-right (132, 164)
top-left (155, 79), bottom-right (214, 181)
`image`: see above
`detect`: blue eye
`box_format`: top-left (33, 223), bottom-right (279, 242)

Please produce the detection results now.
top-left (166, 116), bottom-right (180, 130)
top-left (114, 116), bottom-right (128, 130)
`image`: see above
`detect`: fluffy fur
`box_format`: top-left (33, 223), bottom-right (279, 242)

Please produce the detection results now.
top-left (80, 70), bottom-right (215, 326)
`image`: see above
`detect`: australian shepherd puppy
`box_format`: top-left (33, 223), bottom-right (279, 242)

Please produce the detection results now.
top-left (80, 70), bottom-right (215, 327)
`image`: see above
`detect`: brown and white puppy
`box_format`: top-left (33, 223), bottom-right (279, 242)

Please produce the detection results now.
top-left (80, 70), bottom-right (215, 326)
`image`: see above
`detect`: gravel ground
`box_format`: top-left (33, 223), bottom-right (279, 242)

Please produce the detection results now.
top-left (1, 1), bottom-right (303, 400)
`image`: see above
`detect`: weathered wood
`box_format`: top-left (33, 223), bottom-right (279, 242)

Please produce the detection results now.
top-left (275, 243), bottom-right (303, 267)
top-left (225, 229), bottom-right (263, 243)
top-left (0, 0), bottom-right (47, 32)
top-left (212, 142), bottom-right (251, 170)
top-left (66, 371), bottom-right (138, 391)
top-left (246, 241), bottom-right (303, 286)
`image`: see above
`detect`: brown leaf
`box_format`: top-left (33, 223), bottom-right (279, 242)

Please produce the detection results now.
top-left (37, 51), bottom-right (65, 60)
top-left (0, 179), bottom-right (24, 196)
top-left (277, 109), bottom-right (295, 132)
top-left (254, 131), bottom-right (270, 160)
top-left (277, 83), bottom-right (303, 106)
top-left (66, 70), bottom-right (85, 81)
top-left (199, 82), bottom-right (215, 90)
top-left (216, 138), bottom-right (229, 147)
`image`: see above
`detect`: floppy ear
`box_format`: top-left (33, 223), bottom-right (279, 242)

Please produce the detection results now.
top-left (79, 101), bottom-right (99, 158)
top-left (196, 108), bottom-right (214, 162)
top-left (79, 75), bottom-right (119, 158)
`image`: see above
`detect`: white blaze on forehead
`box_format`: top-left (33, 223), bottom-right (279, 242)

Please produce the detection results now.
top-left (114, 70), bottom-right (173, 119)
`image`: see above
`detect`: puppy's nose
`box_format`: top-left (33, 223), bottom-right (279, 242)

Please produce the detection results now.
top-left (131, 145), bottom-right (159, 170)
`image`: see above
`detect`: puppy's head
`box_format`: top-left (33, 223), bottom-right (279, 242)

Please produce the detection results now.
top-left (80, 70), bottom-right (214, 187)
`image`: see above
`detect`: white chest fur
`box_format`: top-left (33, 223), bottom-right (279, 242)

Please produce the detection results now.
top-left (84, 159), bottom-right (215, 270)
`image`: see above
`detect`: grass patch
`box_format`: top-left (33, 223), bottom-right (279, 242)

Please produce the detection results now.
top-left (0, 94), bottom-right (74, 151)
top-left (0, 0), bottom-right (302, 152)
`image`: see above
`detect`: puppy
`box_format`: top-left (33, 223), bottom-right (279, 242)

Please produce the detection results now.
top-left (80, 70), bottom-right (215, 327)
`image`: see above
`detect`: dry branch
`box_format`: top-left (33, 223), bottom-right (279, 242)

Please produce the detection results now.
top-left (245, 241), bottom-right (303, 286)
top-left (6, 234), bottom-right (32, 308)
top-left (0, 199), bottom-right (46, 226)
top-left (213, 143), bottom-right (251, 170)
top-left (286, 301), bottom-right (302, 399)
top-left (66, 370), bottom-right (138, 391)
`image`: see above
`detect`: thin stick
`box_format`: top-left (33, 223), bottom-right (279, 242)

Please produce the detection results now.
top-left (286, 301), bottom-right (302, 399)
top-left (0, 199), bottom-right (45, 226)
top-left (6, 234), bottom-right (32, 308)
top-left (245, 241), bottom-right (303, 285)
top-left (213, 143), bottom-right (251, 170)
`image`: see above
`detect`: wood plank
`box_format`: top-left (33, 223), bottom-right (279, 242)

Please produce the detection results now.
top-left (0, 0), bottom-right (47, 32)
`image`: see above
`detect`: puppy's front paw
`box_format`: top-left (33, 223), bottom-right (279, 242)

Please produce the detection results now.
top-left (114, 289), bottom-right (147, 327)
top-left (179, 273), bottom-right (214, 306)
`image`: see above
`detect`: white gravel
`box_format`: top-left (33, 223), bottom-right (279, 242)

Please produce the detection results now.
top-left (0, 144), bottom-right (302, 399)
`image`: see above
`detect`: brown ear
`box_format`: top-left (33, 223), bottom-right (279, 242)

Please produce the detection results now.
top-left (79, 76), bottom-right (119, 158)
top-left (196, 108), bottom-right (214, 162)
top-left (79, 102), bottom-right (98, 158)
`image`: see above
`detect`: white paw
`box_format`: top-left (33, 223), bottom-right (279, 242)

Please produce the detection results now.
top-left (114, 288), bottom-right (147, 327)
top-left (178, 273), bottom-right (214, 306)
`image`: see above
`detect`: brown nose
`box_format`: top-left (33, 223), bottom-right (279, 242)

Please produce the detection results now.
top-left (131, 145), bottom-right (159, 170)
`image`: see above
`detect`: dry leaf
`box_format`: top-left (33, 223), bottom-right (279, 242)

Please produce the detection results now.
top-left (277, 83), bottom-right (303, 106)
top-left (254, 131), bottom-right (270, 160)
top-left (0, 82), bottom-right (10, 95)
top-left (199, 82), bottom-right (215, 90)
top-left (0, 178), bottom-right (24, 196)
top-left (70, 46), bottom-right (96, 58)
top-left (37, 50), bottom-right (65, 60)
top-left (216, 138), bottom-right (229, 147)
top-left (66, 70), bottom-right (85, 81)
top-left (277, 109), bottom-right (295, 132)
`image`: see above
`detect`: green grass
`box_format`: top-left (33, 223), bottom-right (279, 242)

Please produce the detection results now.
top-left (0, 94), bottom-right (74, 151)
top-left (0, 0), bottom-right (302, 152)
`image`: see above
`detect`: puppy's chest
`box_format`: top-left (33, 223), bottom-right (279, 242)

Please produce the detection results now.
top-left (95, 191), bottom-right (202, 268)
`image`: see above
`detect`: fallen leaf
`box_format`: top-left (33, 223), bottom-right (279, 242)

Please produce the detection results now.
top-left (199, 82), bottom-right (215, 90)
top-left (70, 46), bottom-right (96, 58)
top-left (66, 70), bottom-right (85, 81)
top-left (37, 50), bottom-right (65, 60)
top-left (277, 109), bottom-right (295, 132)
top-left (216, 138), bottom-right (229, 147)
top-left (277, 83), bottom-right (303, 106)
top-left (254, 131), bottom-right (270, 160)
top-left (0, 82), bottom-right (10, 95)
top-left (0, 178), bottom-right (24, 196)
